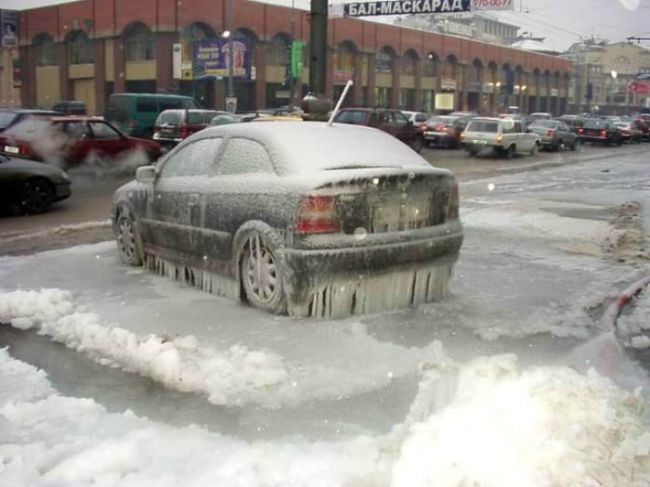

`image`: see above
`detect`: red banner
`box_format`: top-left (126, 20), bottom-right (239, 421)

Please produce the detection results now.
top-left (629, 81), bottom-right (650, 94)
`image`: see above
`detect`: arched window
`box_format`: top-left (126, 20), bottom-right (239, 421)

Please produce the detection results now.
top-left (401, 50), bottom-right (418, 76)
top-left (124, 23), bottom-right (154, 61)
top-left (375, 47), bottom-right (394, 74)
top-left (67, 30), bottom-right (94, 65)
top-left (443, 55), bottom-right (458, 79)
top-left (266, 33), bottom-right (290, 66)
top-left (34, 33), bottom-right (57, 67)
top-left (423, 52), bottom-right (438, 77)
top-left (469, 59), bottom-right (482, 83)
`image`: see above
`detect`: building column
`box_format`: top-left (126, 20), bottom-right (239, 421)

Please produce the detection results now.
top-left (94, 39), bottom-right (106, 115)
top-left (414, 58), bottom-right (423, 111)
top-left (353, 52), bottom-right (363, 105)
top-left (253, 42), bottom-right (266, 110)
top-left (58, 42), bottom-right (70, 102)
top-left (155, 32), bottom-right (176, 93)
top-left (114, 36), bottom-right (126, 93)
top-left (460, 64), bottom-right (468, 111)
top-left (366, 53), bottom-right (376, 107)
top-left (476, 67), bottom-right (485, 114)
top-left (391, 56), bottom-right (401, 108)
top-left (326, 48), bottom-right (334, 100)
top-left (20, 45), bottom-right (36, 108)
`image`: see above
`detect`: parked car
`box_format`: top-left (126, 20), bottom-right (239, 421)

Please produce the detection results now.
top-left (153, 109), bottom-right (223, 148)
top-left (635, 114), bottom-right (650, 140)
top-left (577, 118), bottom-right (623, 146)
top-left (402, 111), bottom-right (430, 128)
top-left (461, 117), bottom-right (539, 158)
top-left (333, 108), bottom-right (425, 152)
top-left (210, 113), bottom-right (257, 126)
top-left (112, 122), bottom-right (463, 318)
top-left (616, 121), bottom-right (643, 143)
top-left (52, 100), bottom-right (87, 115)
top-left (529, 112), bottom-right (553, 121)
top-left (104, 93), bottom-right (199, 139)
top-left (0, 153), bottom-right (71, 215)
top-left (423, 114), bottom-right (472, 148)
top-left (557, 114), bottom-right (586, 133)
top-left (0, 116), bottom-right (162, 168)
top-left (527, 119), bottom-right (577, 151)
top-left (0, 108), bottom-right (61, 133)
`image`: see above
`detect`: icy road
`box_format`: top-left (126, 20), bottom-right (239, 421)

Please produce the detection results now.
top-left (1, 149), bottom-right (649, 486)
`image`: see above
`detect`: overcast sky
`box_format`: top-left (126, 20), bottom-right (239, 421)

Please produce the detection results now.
top-left (4, 0), bottom-right (650, 52)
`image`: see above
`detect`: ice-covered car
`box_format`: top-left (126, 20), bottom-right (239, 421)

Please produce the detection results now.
top-left (112, 122), bottom-right (463, 318)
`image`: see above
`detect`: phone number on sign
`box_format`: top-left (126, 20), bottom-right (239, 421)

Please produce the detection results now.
top-left (472, 0), bottom-right (512, 8)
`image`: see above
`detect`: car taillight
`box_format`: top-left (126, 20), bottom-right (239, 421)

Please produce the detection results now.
top-left (19, 146), bottom-right (30, 156)
top-left (436, 124), bottom-right (446, 131)
top-left (546, 129), bottom-right (556, 136)
top-left (460, 132), bottom-right (465, 140)
top-left (179, 125), bottom-right (191, 138)
top-left (496, 135), bottom-right (503, 143)
top-left (601, 130), bottom-right (607, 137)
top-left (296, 195), bottom-right (340, 234)
top-left (578, 128), bottom-right (584, 134)
top-left (447, 181), bottom-right (459, 220)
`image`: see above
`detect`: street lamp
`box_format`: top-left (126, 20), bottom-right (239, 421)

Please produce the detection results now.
top-left (223, 0), bottom-right (234, 112)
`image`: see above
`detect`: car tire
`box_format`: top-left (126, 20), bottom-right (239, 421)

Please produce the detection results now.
top-left (241, 232), bottom-right (286, 314)
top-left (116, 213), bottom-right (143, 266)
top-left (21, 178), bottom-right (54, 215)
top-left (467, 148), bottom-right (478, 157)
top-left (410, 135), bottom-right (424, 153)
top-left (504, 145), bottom-right (514, 160)
top-left (557, 140), bottom-right (566, 151)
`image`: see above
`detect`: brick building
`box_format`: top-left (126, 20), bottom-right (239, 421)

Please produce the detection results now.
top-left (16, 0), bottom-right (571, 115)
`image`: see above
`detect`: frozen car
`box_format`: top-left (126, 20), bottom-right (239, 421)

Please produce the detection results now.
top-left (112, 122), bottom-right (463, 318)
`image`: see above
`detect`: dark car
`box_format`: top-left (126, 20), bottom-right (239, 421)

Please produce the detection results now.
top-left (112, 122), bottom-right (462, 319)
top-left (616, 121), bottom-right (643, 144)
top-left (636, 114), bottom-right (650, 141)
top-left (0, 153), bottom-right (71, 214)
top-left (423, 115), bottom-right (472, 148)
top-left (528, 119), bottom-right (577, 151)
top-left (557, 114), bottom-right (586, 133)
top-left (153, 109), bottom-right (223, 148)
top-left (577, 119), bottom-right (623, 146)
top-left (52, 100), bottom-right (87, 115)
top-left (333, 108), bottom-right (425, 152)
top-left (0, 108), bottom-right (61, 133)
top-left (0, 116), bottom-right (162, 168)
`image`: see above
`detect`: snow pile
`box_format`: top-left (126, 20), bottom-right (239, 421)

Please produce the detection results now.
top-left (618, 290), bottom-right (650, 350)
top-left (0, 289), bottom-right (294, 407)
top-left (390, 355), bottom-right (650, 487)
top-left (0, 220), bottom-right (111, 244)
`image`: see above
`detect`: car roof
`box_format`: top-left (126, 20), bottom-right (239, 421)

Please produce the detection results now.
top-left (0, 108), bottom-right (60, 114)
top-left (194, 121), bottom-right (429, 175)
top-left (109, 93), bottom-right (194, 99)
top-left (468, 117), bottom-right (504, 123)
top-left (49, 116), bottom-right (106, 122)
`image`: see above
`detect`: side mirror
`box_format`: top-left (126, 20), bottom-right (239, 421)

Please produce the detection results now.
top-left (136, 165), bottom-right (157, 184)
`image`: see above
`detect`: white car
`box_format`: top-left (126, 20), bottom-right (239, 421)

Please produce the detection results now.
top-left (402, 111), bottom-right (430, 128)
top-left (461, 117), bottom-right (540, 159)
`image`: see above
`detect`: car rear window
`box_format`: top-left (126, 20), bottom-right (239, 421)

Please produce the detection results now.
top-left (467, 121), bottom-right (499, 133)
top-left (334, 111), bottom-right (368, 125)
top-left (156, 111), bottom-right (183, 125)
top-left (530, 120), bottom-right (555, 128)
top-left (584, 119), bottom-right (605, 129)
top-left (0, 111), bottom-right (17, 129)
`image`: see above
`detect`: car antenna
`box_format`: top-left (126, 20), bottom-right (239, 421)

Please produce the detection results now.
top-left (327, 80), bottom-right (354, 127)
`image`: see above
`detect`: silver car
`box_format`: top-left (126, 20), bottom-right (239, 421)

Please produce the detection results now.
top-left (112, 122), bottom-right (463, 319)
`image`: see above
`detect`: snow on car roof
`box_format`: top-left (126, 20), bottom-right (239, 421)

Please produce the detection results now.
top-left (198, 121), bottom-right (430, 175)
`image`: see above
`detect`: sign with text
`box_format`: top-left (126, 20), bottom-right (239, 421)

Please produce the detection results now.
top-left (343, 0), bottom-right (513, 17)
top-left (1, 10), bottom-right (18, 48)
top-left (471, 0), bottom-right (513, 11)
top-left (345, 0), bottom-right (471, 17)
top-left (192, 38), bottom-right (251, 80)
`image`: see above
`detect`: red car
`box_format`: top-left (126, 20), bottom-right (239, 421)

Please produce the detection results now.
top-left (0, 116), bottom-right (162, 168)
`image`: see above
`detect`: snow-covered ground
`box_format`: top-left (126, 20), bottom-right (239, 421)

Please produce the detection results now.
top-left (1, 153), bottom-right (650, 485)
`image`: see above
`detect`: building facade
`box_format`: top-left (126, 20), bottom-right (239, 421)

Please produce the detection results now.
top-left (17, 0), bottom-right (571, 116)
top-left (563, 40), bottom-right (650, 114)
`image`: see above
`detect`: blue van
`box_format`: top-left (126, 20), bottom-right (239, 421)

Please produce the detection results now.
top-left (104, 93), bottom-right (199, 138)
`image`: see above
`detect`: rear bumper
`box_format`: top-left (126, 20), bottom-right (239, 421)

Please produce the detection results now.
top-left (424, 132), bottom-right (454, 144)
top-left (282, 220), bottom-right (463, 316)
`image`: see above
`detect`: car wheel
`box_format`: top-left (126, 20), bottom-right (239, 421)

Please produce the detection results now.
top-left (504, 145), bottom-right (514, 160)
top-left (21, 179), bottom-right (54, 215)
top-left (241, 232), bottom-right (286, 314)
top-left (410, 135), bottom-right (424, 153)
top-left (116, 213), bottom-right (143, 266)
top-left (467, 148), bottom-right (478, 157)
top-left (557, 140), bottom-right (566, 151)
